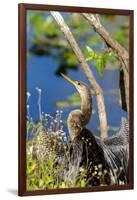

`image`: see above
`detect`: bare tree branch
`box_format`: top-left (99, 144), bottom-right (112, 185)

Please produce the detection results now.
top-left (51, 11), bottom-right (108, 139)
top-left (82, 13), bottom-right (129, 113)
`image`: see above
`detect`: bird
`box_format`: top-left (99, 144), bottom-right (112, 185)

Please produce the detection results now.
top-left (61, 73), bottom-right (92, 141)
top-left (61, 73), bottom-right (129, 186)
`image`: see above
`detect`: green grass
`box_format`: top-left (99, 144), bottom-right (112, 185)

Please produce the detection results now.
top-left (26, 107), bottom-right (90, 190)
top-left (26, 116), bottom-right (88, 190)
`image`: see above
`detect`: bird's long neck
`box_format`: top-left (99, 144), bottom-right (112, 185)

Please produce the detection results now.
top-left (80, 91), bottom-right (92, 124)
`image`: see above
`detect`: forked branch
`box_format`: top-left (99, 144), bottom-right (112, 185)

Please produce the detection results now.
top-left (51, 11), bottom-right (108, 139)
top-left (82, 13), bottom-right (129, 112)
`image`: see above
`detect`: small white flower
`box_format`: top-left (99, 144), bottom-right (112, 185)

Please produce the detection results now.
top-left (64, 136), bottom-right (67, 141)
top-left (92, 171), bottom-right (97, 176)
top-left (98, 164), bottom-right (102, 169)
top-left (98, 171), bottom-right (102, 176)
top-left (104, 169), bottom-right (107, 174)
top-left (79, 167), bottom-right (84, 172)
top-left (94, 166), bottom-right (98, 170)
top-left (119, 180), bottom-right (125, 185)
top-left (27, 92), bottom-right (31, 97)
top-left (36, 87), bottom-right (42, 93)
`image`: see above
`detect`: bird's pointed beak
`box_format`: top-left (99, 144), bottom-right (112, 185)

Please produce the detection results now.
top-left (60, 73), bottom-right (76, 86)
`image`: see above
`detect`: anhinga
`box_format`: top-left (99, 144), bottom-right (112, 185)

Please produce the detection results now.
top-left (61, 73), bottom-right (129, 185)
top-left (61, 73), bottom-right (92, 141)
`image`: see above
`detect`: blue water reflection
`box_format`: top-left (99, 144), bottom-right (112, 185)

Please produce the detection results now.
top-left (27, 56), bottom-right (127, 137)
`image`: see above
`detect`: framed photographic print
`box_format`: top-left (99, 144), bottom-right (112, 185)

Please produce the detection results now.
top-left (18, 3), bottom-right (134, 196)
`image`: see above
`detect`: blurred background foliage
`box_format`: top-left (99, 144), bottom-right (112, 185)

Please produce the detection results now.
top-left (56, 92), bottom-right (81, 108)
top-left (27, 11), bottom-right (129, 76)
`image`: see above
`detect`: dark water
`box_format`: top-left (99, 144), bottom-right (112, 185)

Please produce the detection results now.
top-left (27, 56), bottom-right (127, 137)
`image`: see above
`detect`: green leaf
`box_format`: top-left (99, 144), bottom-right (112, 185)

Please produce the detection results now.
top-left (86, 46), bottom-right (97, 59)
top-left (86, 56), bottom-right (93, 61)
top-left (96, 56), bottom-right (103, 77)
top-left (80, 179), bottom-right (86, 187)
top-left (27, 161), bottom-right (37, 174)
top-left (39, 179), bottom-right (44, 187)
top-left (101, 54), bottom-right (107, 68)
top-left (61, 182), bottom-right (66, 188)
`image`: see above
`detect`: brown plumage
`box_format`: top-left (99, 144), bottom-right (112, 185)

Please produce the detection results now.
top-left (61, 73), bottom-right (111, 185)
top-left (61, 73), bottom-right (129, 185)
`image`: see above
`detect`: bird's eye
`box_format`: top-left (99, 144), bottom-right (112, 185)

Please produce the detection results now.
top-left (77, 82), bottom-right (81, 85)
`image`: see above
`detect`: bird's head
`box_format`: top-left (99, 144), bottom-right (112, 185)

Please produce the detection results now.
top-left (61, 73), bottom-right (91, 97)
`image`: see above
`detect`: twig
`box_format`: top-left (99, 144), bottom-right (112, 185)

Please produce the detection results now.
top-left (82, 13), bottom-right (129, 113)
top-left (51, 11), bottom-right (108, 139)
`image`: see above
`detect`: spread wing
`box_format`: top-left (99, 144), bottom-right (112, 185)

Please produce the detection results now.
top-left (95, 118), bottom-right (129, 184)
